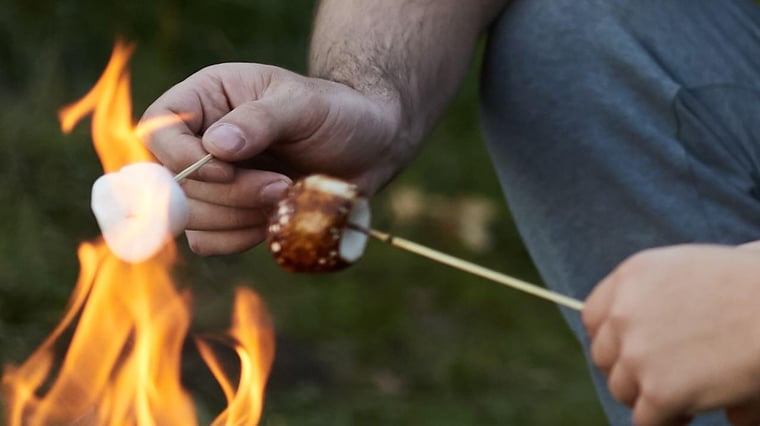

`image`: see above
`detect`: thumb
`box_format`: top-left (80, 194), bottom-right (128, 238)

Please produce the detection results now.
top-left (201, 93), bottom-right (325, 162)
top-left (201, 100), bottom-right (280, 162)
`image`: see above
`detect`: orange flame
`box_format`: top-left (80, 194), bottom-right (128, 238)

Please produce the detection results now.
top-left (58, 41), bottom-right (152, 172)
top-left (3, 40), bottom-right (274, 425)
top-left (197, 288), bottom-right (275, 426)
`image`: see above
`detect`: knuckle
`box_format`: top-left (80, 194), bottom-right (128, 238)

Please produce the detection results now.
top-left (590, 339), bottom-right (615, 374)
top-left (614, 253), bottom-right (647, 283)
top-left (268, 66), bottom-right (303, 88)
top-left (603, 290), bottom-right (642, 332)
top-left (143, 131), bottom-right (160, 150)
top-left (191, 63), bottom-right (231, 84)
top-left (632, 409), bottom-right (656, 426)
top-left (228, 210), bottom-right (249, 229)
top-left (140, 104), bottom-right (160, 124)
top-left (218, 181), bottom-right (256, 211)
top-left (197, 63), bottom-right (224, 74)
top-left (616, 249), bottom-right (664, 280)
top-left (608, 376), bottom-right (634, 405)
top-left (590, 341), bottom-right (605, 366)
top-left (240, 101), bottom-right (278, 138)
top-left (581, 307), bottom-right (596, 331)
top-left (618, 344), bottom-right (644, 373)
top-left (591, 351), bottom-right (612, 374)
top-left (607, 305), bottom-right (631, 331)
top-left (639, 381), bottom-right (679, 413)
top-left (259, 63), bottom-right (286, 79)
top-left (222, 184), bottom-right (243, 205)
top-left (139, 119), bottom-right (164, 151)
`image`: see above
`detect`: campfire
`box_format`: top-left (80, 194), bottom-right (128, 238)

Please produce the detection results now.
top-left (1, 32), bottom-right (591, 426)
top-left (2, 41), bottom-right (274, 426)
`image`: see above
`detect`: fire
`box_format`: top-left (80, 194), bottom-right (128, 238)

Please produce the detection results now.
top-left (196, 288), bottom-right (274, 426)
top-left (58, 41), bottom-right (152, 173)
top-left (2, 41), bottom-right (275, 425)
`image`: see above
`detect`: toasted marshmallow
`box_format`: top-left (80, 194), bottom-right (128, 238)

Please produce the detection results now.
top-left (267, 175), bottom-right (370, 273)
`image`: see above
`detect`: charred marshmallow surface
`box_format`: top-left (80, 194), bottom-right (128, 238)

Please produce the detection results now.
top-left (267, 175), bottom-right (370, 273)
top-left (91, 162), bottom-right (189, 263)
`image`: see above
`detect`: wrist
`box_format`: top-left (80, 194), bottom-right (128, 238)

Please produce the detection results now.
top-left (313, 72), bottom-right (423, 140)
top-left (352, 84), bottom-right (421, 193)
top-left (303, 76), bottom-right (417, 194)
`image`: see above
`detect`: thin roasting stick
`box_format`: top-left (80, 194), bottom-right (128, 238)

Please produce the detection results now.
top-left (171, 159), bottom-right (584, 310)
top-left (349, 224), bottom-right (585, 311)
top-left (174, 153), bottom-right (214, 182)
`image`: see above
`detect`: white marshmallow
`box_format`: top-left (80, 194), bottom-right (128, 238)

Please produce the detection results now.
top-left (339, 197), bottom-right (370, 263)
top-left (91, 162), bottom-right (189, 263)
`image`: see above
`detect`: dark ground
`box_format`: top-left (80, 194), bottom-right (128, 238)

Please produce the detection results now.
top-left (0, 1), bottom-right (606, 424)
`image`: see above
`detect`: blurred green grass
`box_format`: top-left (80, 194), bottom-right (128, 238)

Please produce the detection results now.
top-left (0, 0), bottom-right (605, 424)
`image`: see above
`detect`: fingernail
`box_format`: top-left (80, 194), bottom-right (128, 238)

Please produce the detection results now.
top-left (259, 181), bottom-right (290, 205)
top-left (205, 124), bottom-right (245, 154)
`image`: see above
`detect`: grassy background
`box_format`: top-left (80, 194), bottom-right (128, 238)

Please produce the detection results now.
top-left (0, 0), bottom-right (606, 424)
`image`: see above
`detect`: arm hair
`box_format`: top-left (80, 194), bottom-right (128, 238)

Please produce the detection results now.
top-left (309, 0), bottom-right (508, 145)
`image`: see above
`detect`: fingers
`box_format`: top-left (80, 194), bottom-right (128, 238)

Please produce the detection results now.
top-left (186, 200), bottom-right (268, 231)
top-left (149, 129), bottom-right (234, 182)
top-left (586, 266), bottom-right (640, 413)
top-left (587, 247), bottom-right (760, 425)
top-left (633, 395), bottom-right (685, 426)
top-left (181, 168), bottom-right (291, 209)
top-left (180, 168), bottom-right (290, 254)
top-left (186, 228), bottom-right (267, 256)
top-left (583, 273), bottom-right (616, 338)
top-left (141, 79), bottom-right (236, 183)
top-left (590, 320), bottom-right (642, 412)
top-left (608, 363), bottom-right (638, 407)
top-left (202, 104), bottom-right (276, 161)
top-left (590, 322), bottom-right (619, 375)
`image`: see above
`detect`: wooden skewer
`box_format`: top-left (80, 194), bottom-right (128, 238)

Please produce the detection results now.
top-left (172, 158), bottom-right (584, 310)
top-left (349, 224), bottom-right (585, 311)
top-left (174, 153), bottom-right (214, 182)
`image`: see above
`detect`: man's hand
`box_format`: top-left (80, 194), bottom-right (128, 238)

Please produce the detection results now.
top-left (583, 244), bottom-right (760, 426)
top-left (143, 0), bottom-right (506, 256)
top-left (142, 64), bottom-right (404, 255)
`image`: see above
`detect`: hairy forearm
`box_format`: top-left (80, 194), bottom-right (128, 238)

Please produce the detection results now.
top-left (309, 0), bottom-right (507, 146)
